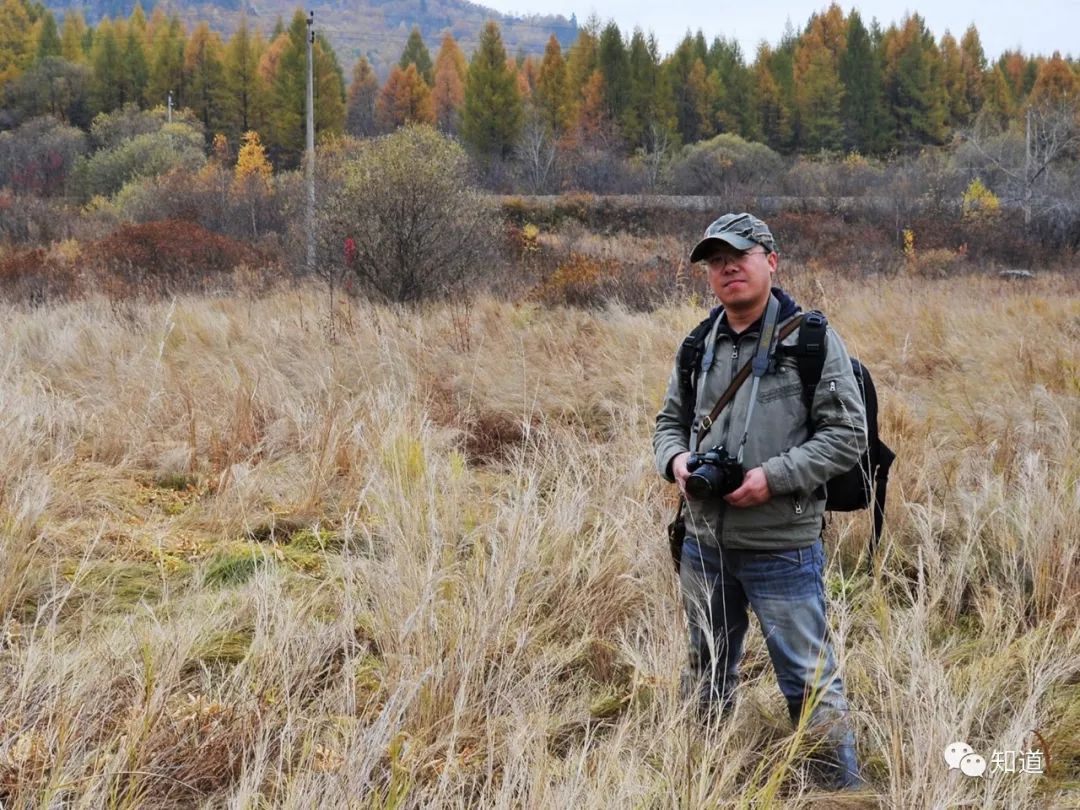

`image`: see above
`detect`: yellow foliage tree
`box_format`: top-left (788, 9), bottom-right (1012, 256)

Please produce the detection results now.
top-left (961, 177), bottom-right (1000, 220)
top-left (234, 130), bottom-right (272, 186)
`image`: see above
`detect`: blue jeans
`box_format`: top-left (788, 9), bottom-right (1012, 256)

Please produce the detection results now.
top-left (680, 538), bottom-right (861, 782)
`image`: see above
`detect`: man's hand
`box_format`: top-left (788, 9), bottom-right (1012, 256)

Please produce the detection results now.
top-left (671, 451), bottom-right (692, 496)
top-left (724, 466), bottom-right (772, 508)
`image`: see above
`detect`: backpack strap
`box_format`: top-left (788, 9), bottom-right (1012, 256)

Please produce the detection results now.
top-left (868, 441), bottom-right (896, 573)
top-left (794, 310), bottom-right (828, 410)
top-left (676, 306), bottom-right (723, 417)
top-left (669, 313), bottom-right (806, 573)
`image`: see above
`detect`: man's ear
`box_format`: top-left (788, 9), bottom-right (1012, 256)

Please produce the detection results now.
top-left (767, 251), bottom-right (779, 275)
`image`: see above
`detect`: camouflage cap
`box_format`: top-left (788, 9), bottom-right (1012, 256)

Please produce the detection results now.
top-left (689, 213), bottom-right (777, 263)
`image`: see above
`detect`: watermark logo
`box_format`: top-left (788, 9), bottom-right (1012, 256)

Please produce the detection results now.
top-left (943, 738), bottom-right (1048, 778)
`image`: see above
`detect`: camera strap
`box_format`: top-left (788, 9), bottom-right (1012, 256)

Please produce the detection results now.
top-left (692, 301), bottom-right (803, 453)
top-left (671, 303), bottom-right (805, 566)
top-left (735, 293), bottom-right (781, 464)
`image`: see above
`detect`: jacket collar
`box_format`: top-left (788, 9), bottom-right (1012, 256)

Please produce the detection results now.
top-left (716, 286), bottom-right (802, 338)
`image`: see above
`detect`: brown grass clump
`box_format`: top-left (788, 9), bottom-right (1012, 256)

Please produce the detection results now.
top-left (0, 271), bottom-right (1077, 807)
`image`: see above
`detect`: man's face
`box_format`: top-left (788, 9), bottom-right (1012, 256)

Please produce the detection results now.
top-left (704, 244), bottom-right (778, 311)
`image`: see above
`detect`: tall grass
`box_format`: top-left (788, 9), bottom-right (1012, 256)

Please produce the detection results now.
top-left (0, 272), bottom-right (1077, 807)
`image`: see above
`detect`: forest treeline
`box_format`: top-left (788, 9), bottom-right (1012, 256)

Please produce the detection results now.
top-left (1, 0), bottom-right (1077, 165)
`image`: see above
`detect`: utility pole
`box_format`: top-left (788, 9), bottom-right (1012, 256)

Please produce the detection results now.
top-left (167, 91), bottom-right (173, 124)
top-left (306, 10), bottom-right (316, 274)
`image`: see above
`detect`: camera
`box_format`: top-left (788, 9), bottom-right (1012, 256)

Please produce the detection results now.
top-left (685, 445), bottom-right (744, 499)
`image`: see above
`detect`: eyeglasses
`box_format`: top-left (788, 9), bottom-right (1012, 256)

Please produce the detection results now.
top-left (703, 249), bottom-right (767, 269)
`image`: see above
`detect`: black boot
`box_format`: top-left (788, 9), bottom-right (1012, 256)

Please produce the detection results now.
top-left (788, 700), bottom-right (867, 791)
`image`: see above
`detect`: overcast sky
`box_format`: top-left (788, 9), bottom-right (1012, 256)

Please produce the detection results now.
top-left (481, 1), bottom-right (1079, 60)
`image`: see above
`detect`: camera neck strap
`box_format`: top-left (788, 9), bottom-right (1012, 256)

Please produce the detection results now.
top-left (735, 293), bottom-right (781, 464)
top-left (678, 304), bottom-right (805, 524)
top-left (693, 295), bottom-right (799, 453)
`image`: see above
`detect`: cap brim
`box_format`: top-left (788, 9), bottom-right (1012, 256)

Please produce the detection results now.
top-left (689, 234), bottom-right (759, 263)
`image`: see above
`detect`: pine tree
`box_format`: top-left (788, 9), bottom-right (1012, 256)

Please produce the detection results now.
top-left (184, 22), bottom-right (226, 136)
top-left (0, 0), bottom-right (35, 92)
top-left (572, 68), bottom-right (611, 145)
top-left (710, 36), bottom-right (756, 139)
top-left (89, 18), bottom-right (124, 112)
top-left (60, 11), bottom-right (88, 63)
top-left (597, 21), bottom-right (629, 126)
top-left (375, 64), bottom-right (434, 131)
top-left (939, 32), bottom-right (971, 128)
top-left (794, 8), bottom-right (845, 150)
top-left (146, 15), bottom-right (186, 108)
top-left (223, 17), bottom-right (267, 140)
top-left (461, 21), bottom-right (522, 159)
top-left (35, 10), bottom-right (61, 60)
top-left (534, 34), bottom-right (570, 135)
top-left (432, 34), bottom-right (467, 134)
top-left (128, 2), bottom-right (147, 40)
top-left (564, 15), bottom-right (599, 117)
top-left (753, 43), bottom-right (791, 150)
top-left (265, 11), bottom-right (345, 158)
top-left (883, 14), bottom-right (949, 145)
top-left (346, 56), bottom-right (379, 136)
top-left (959, 26), bottom-right (987, 118)
top-left (768, 22), bottom-right (799, 151)
top-left (981, 64), bottom-right (1015, 125)
top-left (665, 35), bottom-right (701, 143)
top-left (683, 58), bottom-right (717, 142)
top-left (399, 26), bottom-right (433, 85)
top-left (839, 11), bottom-right (890, 152)
top-left (120, 20), bottom-right (149, 106)
top-left (1029, 52), bottom-right (1078, 105)
top-left (623, 28), bottom-right (673, 149)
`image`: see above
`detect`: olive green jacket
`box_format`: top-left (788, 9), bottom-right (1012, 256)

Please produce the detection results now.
top-left (653, 296), bottom-right (867, 550)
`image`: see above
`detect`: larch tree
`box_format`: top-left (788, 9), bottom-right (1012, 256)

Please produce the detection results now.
top-left (146, 15), bottom-right (186, 109)
top-left (0, 0), bottom-right (35, 93)
top-left (839, 10), bottom-right (890, 153)
top-left (265, 11), bottom-right (345, 158)
top-left (35, 11), bottom-right (61, 60)
top-left (959, 26), bottom-right (987, 118)
top-left (883, 14), bottom-right (949, 145)
top-left (184, 22), bottom-right (227, 136)
top-left (399, 26), bottom-right (433, 85)
top-left (346, 56), bottom-right (379, 136)
top-left (89, 18), bottom-right (124, 112)
top-left (753, 44), bottom-right (792, 150)
top-left (461, 21), bottom-right (522, 159)
top-left (224, 17), bottom-right (267, 141)
top-left (534, 34), bottom-right (570, 136)
top-left (60, 11), bottom-right (88, 63)
top-left (793, 6), bottom-right (846, 151)
top-left (597, 21), bottom-right (629, 126)
top-left (432, 34), bottom-right (467, 134)
top-left (120, 20), bottom-right (149, 106)
top-left (375, 64), bottom-right (435, 131)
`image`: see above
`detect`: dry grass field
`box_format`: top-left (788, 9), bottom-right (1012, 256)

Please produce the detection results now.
top-left (0, 270), bottom-right (1077, 808)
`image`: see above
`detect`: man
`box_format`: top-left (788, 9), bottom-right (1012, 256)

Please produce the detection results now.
top-left (652, 213), bottom-right (867, 790)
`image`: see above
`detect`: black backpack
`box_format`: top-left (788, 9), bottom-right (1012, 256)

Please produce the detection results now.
top-left (677, 308), bottom-right (896, 566)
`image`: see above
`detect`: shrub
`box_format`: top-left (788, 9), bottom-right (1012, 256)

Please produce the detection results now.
top-left (0, 116), bottom-right (88, 197)
top-left (73, 121), bottom-right (207, 201)
top-left (0, 248), bottom-right (61, 302)
top-left (88, 220), bottom-right (266, 295)
top-left (669, 133), bottom-right (784, 195)
top-left (315, 125), bottom-right (498, 303)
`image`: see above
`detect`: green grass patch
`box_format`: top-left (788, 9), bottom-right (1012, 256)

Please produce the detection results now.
top-left (185, 627), bottom-right (254, 675)
top-left (62, 560), bottom-right (166, 607)
top-left (203, 546), bottom-right (270, 587)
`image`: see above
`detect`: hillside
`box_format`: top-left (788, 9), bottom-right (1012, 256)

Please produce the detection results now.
top-left (46, 0), bottom-right (579, 75)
